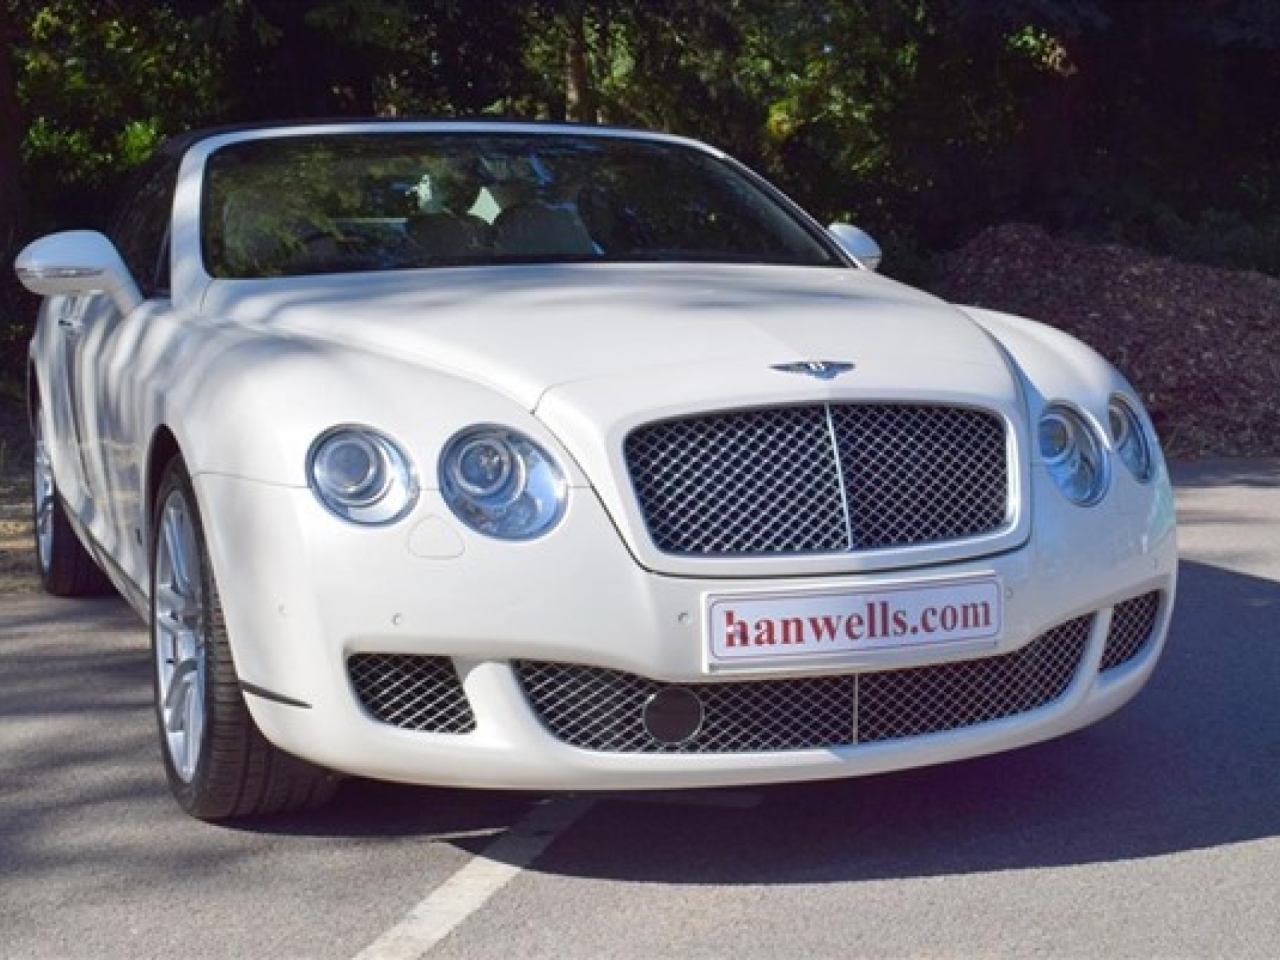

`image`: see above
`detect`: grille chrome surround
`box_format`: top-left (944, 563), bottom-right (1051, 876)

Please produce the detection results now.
top-left (348, 654), bottom-right (476, 733)
top-left (624, 404), bottom-right (1009, 556)
top-left (516, 616), bottom-right (1092, 754)
top-left (1100, 591), bottom-right (1162, 671)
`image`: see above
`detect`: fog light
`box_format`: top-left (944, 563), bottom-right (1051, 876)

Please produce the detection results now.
top-left (643, 687), bottom-right (704, 745)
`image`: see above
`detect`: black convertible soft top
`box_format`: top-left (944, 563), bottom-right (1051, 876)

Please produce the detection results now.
top-left (154, 117), bottom-right (640, 158)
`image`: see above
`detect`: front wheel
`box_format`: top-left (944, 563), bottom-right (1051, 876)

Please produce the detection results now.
top-left (151, 455), bottom-right (337, 819)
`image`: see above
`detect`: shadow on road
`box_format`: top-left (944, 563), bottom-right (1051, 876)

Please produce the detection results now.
top-left (1170, 458), bottom-right (1280, 490)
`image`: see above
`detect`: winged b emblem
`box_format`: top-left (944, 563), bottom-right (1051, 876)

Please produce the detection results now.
top-left (770, 360), bottom-right (856, 380)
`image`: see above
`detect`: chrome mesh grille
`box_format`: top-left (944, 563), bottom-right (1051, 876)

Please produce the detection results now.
top-left (1100, 591), bottom-right (1162, 671)
top-left (625, 404), bottom-right (1008, 556)
top-left (857, 618), bottom-right (1089, 742)
top-left (515, 616), bottom-right (1091, 754)
top-left (626, 406), bottom-right (847, 554)
top-left (348, 654), bottom-right (476, 733)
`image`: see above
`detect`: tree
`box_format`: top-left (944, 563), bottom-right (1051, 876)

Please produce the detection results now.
top-left (1, 0), bottom-right (34, 389)
top-left (5, 0), bottom-right (1280, 264)
top-left (190, 0), bottom-right (412, 119)
top-left (0, 2), bottom-right (25, 246)
top-left (15, 1), bottom-right (221, 228)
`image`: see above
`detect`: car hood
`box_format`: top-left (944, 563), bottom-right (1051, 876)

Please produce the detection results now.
top-left (200, 263), bottom-right (1017, 414)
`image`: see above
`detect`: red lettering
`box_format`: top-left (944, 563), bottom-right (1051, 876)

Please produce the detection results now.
top-left (753, 619), bottom-right (778, 646)
top-left (781, 618), bottom-right (805, 645)
top-left (843, 611), bottom-right (865, 641)
top-left (725, 591), bottom-right (995, 656)
top-left (809, 616), bottom-right (840, 641)
top-left (723, 610), bottom-right (749, 648)
top-left (964, 602), bottom-right (992, 630)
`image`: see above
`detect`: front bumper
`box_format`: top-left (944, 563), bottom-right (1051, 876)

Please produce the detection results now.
top-left (194, 469), bottom-right (1177, 790)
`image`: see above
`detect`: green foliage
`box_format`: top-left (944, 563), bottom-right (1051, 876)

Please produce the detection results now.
top-left (15, 0), bottom-right (220, 229)
top-left (4, 0), bottom-right (1277, 386)
top-left (1123, 204), bottom-right (1280, 278)
top-left (2, 0), bottom-right (1278, 285)
top-left (0, 265), bottom-right (32, 388)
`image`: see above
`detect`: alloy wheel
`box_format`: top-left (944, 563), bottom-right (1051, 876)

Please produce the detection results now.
top-left (153, 489), bottom-right (207, 783)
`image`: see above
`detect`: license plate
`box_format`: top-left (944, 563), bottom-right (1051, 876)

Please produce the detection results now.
top-left (706, 575), bottom-right (1002, 665)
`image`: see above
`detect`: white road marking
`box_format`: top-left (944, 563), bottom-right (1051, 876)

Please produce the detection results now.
top-left (352, 796), bottom-right (595, 960)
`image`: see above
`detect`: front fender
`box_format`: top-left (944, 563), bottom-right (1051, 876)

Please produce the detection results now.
top-left (161, 329), bottom-right (589, 491)
top-left (964, 304), bottom-right (1177, 566)
top-left (961, 305), bottom-right (1139, 424)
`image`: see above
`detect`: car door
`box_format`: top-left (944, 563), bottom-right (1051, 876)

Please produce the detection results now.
top-left (70, 156), bottom-right (179, 581)
top-left (41, 290), bottom-right (95, 515)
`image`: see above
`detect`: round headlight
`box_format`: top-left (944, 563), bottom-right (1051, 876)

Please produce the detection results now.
top-left (1038, 404), bottom-right (1109, 506)
top-left (308, 426), bottom-right (418, 524)
top-left (1108, 395), bottom-right (1154, 482)
top-left (448, 434), bottom-right (523, 503)
top-left (314, 433), bottom-right (387, 501)
top-left (440, 427), bottom-right (567, 540)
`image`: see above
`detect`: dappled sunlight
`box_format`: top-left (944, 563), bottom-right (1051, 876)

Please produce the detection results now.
top-left (1176, 461), bottom-right (1280, 579)
top-left (0, 436), bottom-right (38, 593)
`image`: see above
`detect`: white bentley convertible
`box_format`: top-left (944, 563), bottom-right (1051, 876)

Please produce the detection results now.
top-left (16, 121), bottom-right (1177, 820)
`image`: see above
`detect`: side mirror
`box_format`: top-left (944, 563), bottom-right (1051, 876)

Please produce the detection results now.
top-left (827, 223), bottom-right (882, 272)
top-left (14, 230), bottom-right (143, 314)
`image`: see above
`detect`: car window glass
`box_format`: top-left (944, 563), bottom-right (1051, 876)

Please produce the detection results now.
top-left (201, 133), bottom-right (843, 278)
top-left (110, 158), bottom-right (177, 295)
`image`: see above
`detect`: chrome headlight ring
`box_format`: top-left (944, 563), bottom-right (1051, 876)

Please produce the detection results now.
top-left (308, 426), bottom-right (419, 525)
top-left (1038, 403), bottom-right (1110, 506)
top-left (440, 426), bottom-right (568, 540)
top-left (1108, 394), bottom-right (1156, 483)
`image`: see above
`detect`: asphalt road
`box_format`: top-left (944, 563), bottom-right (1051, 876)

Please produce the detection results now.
top-left (2, 461), bottom-right (1278, 960)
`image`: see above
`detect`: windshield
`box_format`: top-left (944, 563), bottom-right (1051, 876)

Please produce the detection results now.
top-left (201, 132), bottom-right (843, 277)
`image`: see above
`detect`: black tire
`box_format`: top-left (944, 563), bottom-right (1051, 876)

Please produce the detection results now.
top-left (150, 455), bottom-right (337, 820)
top-left (31, 404), bottom-right (114, 597)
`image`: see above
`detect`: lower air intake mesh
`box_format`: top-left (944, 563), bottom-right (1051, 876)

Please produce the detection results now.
top-left (348, 654), bottom-right (476, 733)
top-left (516, 616), bottom-right (1092, 753)
top-left (1100, 591), bottom-right (1162, 671)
